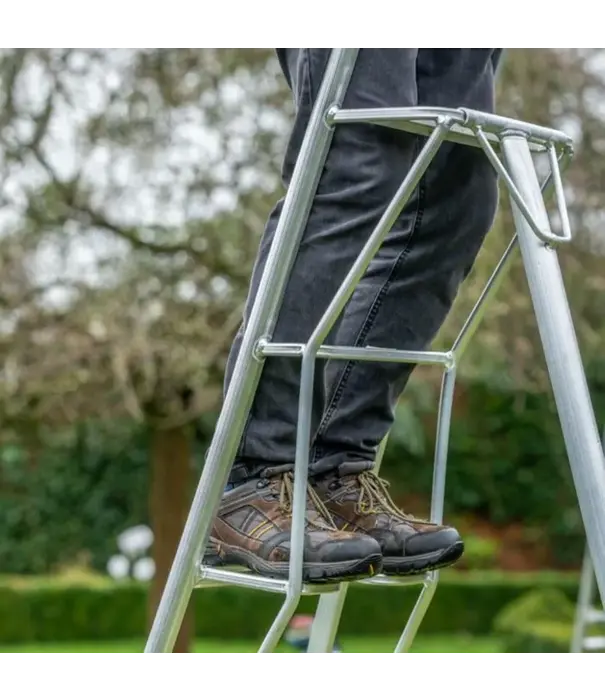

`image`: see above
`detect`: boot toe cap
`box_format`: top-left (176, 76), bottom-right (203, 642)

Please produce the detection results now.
top-left (405, 526), bottom-right (462, 557)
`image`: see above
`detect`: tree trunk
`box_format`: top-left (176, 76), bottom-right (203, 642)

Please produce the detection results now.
top-left (148, 424), bottom-right (193, 653)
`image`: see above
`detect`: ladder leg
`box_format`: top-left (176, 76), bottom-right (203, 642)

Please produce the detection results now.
top-left (571, 548), bottom-right (595, 653)
top-left (144, 48), bottom-right (359, 653)
top-left (306, 583), bottom-right (350, 653)
top-left (501, 133), bottom-right (605, 604)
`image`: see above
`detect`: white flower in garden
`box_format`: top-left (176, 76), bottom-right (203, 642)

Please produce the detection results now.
top-left (133, 557), bottom-right (156, 582)
top-left (117, 524), bottom-right (154, 559)
top-left (107, 554), bottom-right (130, 580)
top-left (108, 524), bottom-right (155, 581)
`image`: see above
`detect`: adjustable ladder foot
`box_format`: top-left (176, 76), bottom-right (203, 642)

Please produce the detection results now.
top-left (146, 49), bottom-right (605, 654)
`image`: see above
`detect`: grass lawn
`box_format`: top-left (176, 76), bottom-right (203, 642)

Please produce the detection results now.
top-left (0, 634), bottom-right (502, 653)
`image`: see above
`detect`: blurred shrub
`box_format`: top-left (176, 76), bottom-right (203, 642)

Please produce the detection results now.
top-left (493, 588), bottom-right (576, 652)
top-left (458, 534), bottom-right (501, 570)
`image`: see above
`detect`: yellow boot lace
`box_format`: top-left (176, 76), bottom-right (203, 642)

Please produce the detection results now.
top-left (356, 471), bottom-right (420, 521)
top-left (278, 472), bottom-right (337, 530)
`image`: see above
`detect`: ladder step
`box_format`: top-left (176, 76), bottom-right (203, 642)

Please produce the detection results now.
top-left (196, 566), bottom-right (430, 594)
top-left (358, 573), bottom-right (430, 587)
top-left (196, 566), bottom-right (342, 595)
top-left (585, 608), bottom-right (605, 624)
top-left (583, 636), bottom-right (605, 651)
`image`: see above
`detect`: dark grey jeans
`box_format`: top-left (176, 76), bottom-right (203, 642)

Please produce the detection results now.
top-left (226, 49), bottom-right (501, 483)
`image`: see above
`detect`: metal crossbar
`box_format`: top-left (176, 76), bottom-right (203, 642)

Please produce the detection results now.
top-left (145, 48), bottom-right (605, 654)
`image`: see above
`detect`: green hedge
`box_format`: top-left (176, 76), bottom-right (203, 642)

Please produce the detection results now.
top-left (0, 571), bottom-right (579, 645)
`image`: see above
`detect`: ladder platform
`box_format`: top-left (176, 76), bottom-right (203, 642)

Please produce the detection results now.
top-left (196, 564), bottom-right (429, 594)
top-left (329, 106), bottom-right (573, 153)
top-left (258, 340), bottom-right (453, 368)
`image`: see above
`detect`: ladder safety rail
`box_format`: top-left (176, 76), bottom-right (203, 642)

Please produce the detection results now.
top-left (145, 48), bottom-right (605, 654)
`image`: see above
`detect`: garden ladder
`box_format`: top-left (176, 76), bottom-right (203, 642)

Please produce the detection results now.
top-left (145, 49), bottom-right (605, 653)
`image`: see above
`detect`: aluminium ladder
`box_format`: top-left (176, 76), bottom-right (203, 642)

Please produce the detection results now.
top-left (571, 429), bottom-right (605, 653)
top-left (145, 49), bottom-right (605, 653)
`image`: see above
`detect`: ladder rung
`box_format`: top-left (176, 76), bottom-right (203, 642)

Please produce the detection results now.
top-left (258, 341), bottom-right (452, 367)
top-left (585, 608), bottom-right (605, 624)
top-left (583, 636), bottom-right (605, 651)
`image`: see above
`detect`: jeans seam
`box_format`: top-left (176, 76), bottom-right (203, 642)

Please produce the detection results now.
top-left (312, 157), bottom-right (427, 462)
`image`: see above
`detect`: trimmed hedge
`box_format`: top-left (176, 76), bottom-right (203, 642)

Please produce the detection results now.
top-left (0, 571), bottom-right (580, 645)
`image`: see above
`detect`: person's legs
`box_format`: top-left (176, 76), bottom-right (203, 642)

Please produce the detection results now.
top-left (313, 49), bottom-right (500, 574)
top-left (225, 49), bottom-right (421, 480)
top-left (209, 49), bottom-right (423, 581)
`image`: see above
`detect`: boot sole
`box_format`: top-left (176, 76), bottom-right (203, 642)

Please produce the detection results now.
top-left (382, 540), bottom-right (464, 576)
top-left (203, 541), bottom-right (383, 584)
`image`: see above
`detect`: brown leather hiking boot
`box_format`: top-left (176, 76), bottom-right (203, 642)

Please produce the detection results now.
top-left (204, 465), bottom-right (382, 583)
top-left (314, 463), bottom-right (464, 575)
